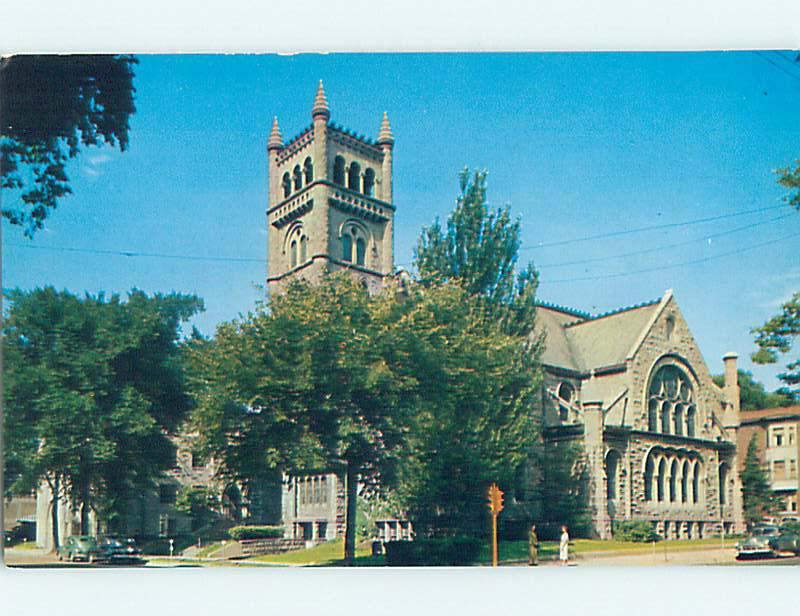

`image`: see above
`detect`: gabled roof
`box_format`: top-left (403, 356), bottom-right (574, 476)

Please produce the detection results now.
top-left (535, 295), bottom-right (664, 372)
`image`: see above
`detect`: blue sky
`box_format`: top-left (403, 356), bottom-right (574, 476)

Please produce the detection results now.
top-left (3, 52), bottom-right (799, 389)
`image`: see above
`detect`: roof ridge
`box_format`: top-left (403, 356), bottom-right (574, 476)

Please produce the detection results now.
top-left (535, 300), bottom-right (591, 320)
top-left (567, 297), bottom-right (661, 326)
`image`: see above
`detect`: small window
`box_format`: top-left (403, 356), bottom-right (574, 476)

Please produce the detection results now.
top-left (293, 165), bottom-right (303, 192)
top-left (363, 168), bottom-right (375, 196)
top-left (557, 382), bottom-right (574, 422)
top-left (665, 315), bottom-right (675, 340)
top-left (773, 428), bottom-right (785, 448)
top-left (348, 162), bottom-right (361, 192)
top-left (304, 157), bottom-right (314, 185)
top-left (342, 233), bottom-right (353, 262)
top-left (282, 173), bottom-right (291, 198)
top-left (333, 156), bottom-right (345, 185)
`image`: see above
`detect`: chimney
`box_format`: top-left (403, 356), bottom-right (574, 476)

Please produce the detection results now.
top-left (722, 352), bottom-right (740, 415)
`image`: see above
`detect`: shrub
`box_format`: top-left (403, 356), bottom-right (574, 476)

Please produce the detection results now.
top-left (228, 525), bottom-right (284, 541)
top-left (384, 536), bottom-right (482, 566)
top-left (612, 520), bottom-right (662, 543)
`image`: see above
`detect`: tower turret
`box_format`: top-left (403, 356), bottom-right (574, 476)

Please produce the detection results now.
top-left (376, 112), bottom-right (394, 203)
top-left (267, 116), bottom-right (283, 207)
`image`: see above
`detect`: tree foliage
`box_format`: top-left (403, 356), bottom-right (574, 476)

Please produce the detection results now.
top-left (3, 287), bottom-right (202, 545)
top-left (414, 168), bottom-right (539, 338)
top-left (740, 436), bottom-right (781, 528)
top-left (776, 161), bottom-right (800, 211)
top-left (712, 370), bottom-right (797, 410)
top-left (752, 292), bottom-right (800, 392)
top-left (0, 55), bottom-right (137, 235)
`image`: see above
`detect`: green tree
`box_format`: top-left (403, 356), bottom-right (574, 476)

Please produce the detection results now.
top-left (176, 486), bottom-right (219, 531)
top-left (414, 168), bottom-right (540, 337)
top-left (712, 370), bottom-right (797, 410)
top-left (393, 282), bottom-right (541, 537)
top-left (740, 436), bottom-right (780, 529)
top-left (532, 441), bottom-right (591, 538)
top-left (187, 274), bottom-right (414, 564)
top-left (0, 55), bottom-right (137, 236)
top-left (3, 287), bottom-right (202, 548)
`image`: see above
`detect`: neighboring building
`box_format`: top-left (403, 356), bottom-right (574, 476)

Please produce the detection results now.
top-left (738, 406), bottom-right (800, 517)
top-left (508, 293), bottom-right (746, 539)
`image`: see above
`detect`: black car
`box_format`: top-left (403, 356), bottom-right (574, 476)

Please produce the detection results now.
top-left (98, 536), bottom-right (145, 565)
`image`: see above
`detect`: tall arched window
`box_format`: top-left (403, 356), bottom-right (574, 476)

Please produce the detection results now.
top-left (648, 363), bottom-right (694, 434)
top-left (348, 162), bottom-right (361, 192)
top-left (342, 233), bottom-right (353, 262)
top-left (648, 399), bottom-right (658, 431)
top-left (669, 459), bottom-right (678, 502)
top-left (303, 157), bottom-right (314, 185)
top-left (719, 463), bottom-right (729, 505)
top-left (692, 462), bottom-right (701, 504)
top-left (290, 240), bottom-right (298, 268)
top-left (657, 458), bottom-right (666, 502)
top-left (333, 156), bottom-right (345, 185)
top-left (681, 460), bottom-right (690, 503)
top-left (363, 168), bottom-right (375, 196)
top-left (299, 235), bottom-right (308, 263)
top-left (293, 165), bottom-right (303, 191)
top-left (645, 456), bottom-right (655, 501)
top-left (355, 237), bottom-right (366, 266)
top-left (686, 406), bottom-right (696, 437)
top-left (282, 172), bottom-right (291, 198)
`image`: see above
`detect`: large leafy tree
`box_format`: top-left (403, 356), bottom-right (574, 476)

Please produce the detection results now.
top-left (712, 370), bottom-right (797, 410)
top-left (187, 274), bottom-right (415, 564)
top-left (0, 55), bottom-right (137, 236)
top-left (3, 287), bottom-right (202, 547)
top-left (740, 436), bottom-right (781, 529)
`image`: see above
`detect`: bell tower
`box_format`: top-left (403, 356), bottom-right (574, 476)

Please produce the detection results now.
top-left (266, 82), bottom-right (396, 295)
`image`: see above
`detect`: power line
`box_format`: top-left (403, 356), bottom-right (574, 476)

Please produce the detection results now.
top-left (541, 230), bottom-right (800, 285)
top-left (752, 50), bottom-right (800, 86)
top-left (537, 212), bottom-right (793, 269)
top-left (5, 242), bottom-right (265, 264)
top-left (520, 204), bottom-right (787, 250)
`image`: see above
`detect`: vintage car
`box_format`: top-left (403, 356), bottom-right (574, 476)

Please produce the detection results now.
top-left (736, 525), bottom-right (800, 559)
top-left (57, 535), bottom-right (104, 563)
top-left (97, 536), bottom-right (145, 565)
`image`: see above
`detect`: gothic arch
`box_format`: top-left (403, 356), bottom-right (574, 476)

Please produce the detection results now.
top-left (338, 219), bottom-right (372, 266)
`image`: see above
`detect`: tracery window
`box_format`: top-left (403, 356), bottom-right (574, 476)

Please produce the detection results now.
top-left (286, 226), bottom-right (308, 269)
top-left (341, 223), bottom-right (368, 266)
top-left (647, 364), bottom-right (695, 435)
top-left (557, 382), bottom-right (575, 422)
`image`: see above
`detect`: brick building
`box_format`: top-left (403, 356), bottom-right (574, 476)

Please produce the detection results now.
top-left (738, 406), bottom-right (800, 518)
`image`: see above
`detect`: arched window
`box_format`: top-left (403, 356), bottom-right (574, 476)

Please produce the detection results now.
top-left (606, 450), bottom-right (622, 502)
top-left (333, 156), bottom-right (345, 185)
top-left (719, 463), bottom-right (729, 505)
top-left (648, 363), bottom-right (694, 434)
top-left (304, 157), bottom-right (313, 185)
top-left (355, 237), bottom-right (366, 266)
top-left (348, 162), bottom-right (361, 192)
top-left (669, 459), bottom-right (678, 502)
top-left (648, 399), bottom-right (658, 431)
top-left (363, 168), bottom-right (375, 196)
top-left (657, 458), bottom-right (666, 502)
top-left (558, 382), bottom-right (575, 422)
top-left (282, 172), bottom-right (291, 198)
top-left (661, 401), bottom-right (671, 434)
top-left (342, 233), bottom-right (353, 262)
top-left (681, 461), bottom-right (690, 503)
top-left (300, 235), bottom-right (308, 263)
top-left (692, 462), bottom-right (701, 504)
top-left (293, 165), bottom-right (303, 192)
top-left (290, 240), bottom-right (298, 268)
top-left (686, 406), bottom-right (696, 437)
top-left (674, 404), bottom-right (684, 436)
top-left (645, 456), bottom-right (655, 501)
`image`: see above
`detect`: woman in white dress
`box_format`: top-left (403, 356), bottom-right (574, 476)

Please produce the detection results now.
top-left (559, 525), bottom-right (569, 566)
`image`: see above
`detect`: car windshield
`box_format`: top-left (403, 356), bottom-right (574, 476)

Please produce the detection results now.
top-left (753, 526), bottom-right (778, 536)
top-left (76, 536), bottom-right (98, 546)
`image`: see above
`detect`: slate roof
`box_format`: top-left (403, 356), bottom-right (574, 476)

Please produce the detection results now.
top-left (535, 296), bottom-right (663, 372)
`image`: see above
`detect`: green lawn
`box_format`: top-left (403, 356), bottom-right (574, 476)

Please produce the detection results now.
top-left (247, 539), bottom-right (378, 566)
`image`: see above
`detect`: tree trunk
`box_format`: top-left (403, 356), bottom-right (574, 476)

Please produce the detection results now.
top-left (50, 475), bottom-right (60, 551)
top-left (344, 461), bottom-right (358, 566)
top-left (80, 480), bottom-right (90, 535)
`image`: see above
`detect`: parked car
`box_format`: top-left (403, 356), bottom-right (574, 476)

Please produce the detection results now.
top-left (736, 525), bottom-right (800, 559)
top-left (98, 536), bottom-right (145, 565)
top-left (57, 535), bottom-right (104, 563)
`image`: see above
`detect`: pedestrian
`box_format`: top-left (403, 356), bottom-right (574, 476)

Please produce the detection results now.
top-left (528, 524), bottom-right (539, 566)
top-left (559, 525), bottom-right (569, 566)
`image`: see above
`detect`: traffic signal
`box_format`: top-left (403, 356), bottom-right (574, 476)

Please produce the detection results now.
top-left (487, 483), bottom-right (504, 515)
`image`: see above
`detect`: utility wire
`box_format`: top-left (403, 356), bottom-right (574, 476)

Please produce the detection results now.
top-left (4, 243), bottom-right (266, 264)
top-left (537, 212), bottom-right (793, 269)
top-left (541, 230), bottom-right (800, 284)
top-left (520, 204), bottom-right (786, 250)
top-left (752, 50), bottom-right (800, 86)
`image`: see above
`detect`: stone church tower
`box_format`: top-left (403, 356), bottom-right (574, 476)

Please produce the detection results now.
top-left (266, 82), bottom-right (395, 295)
